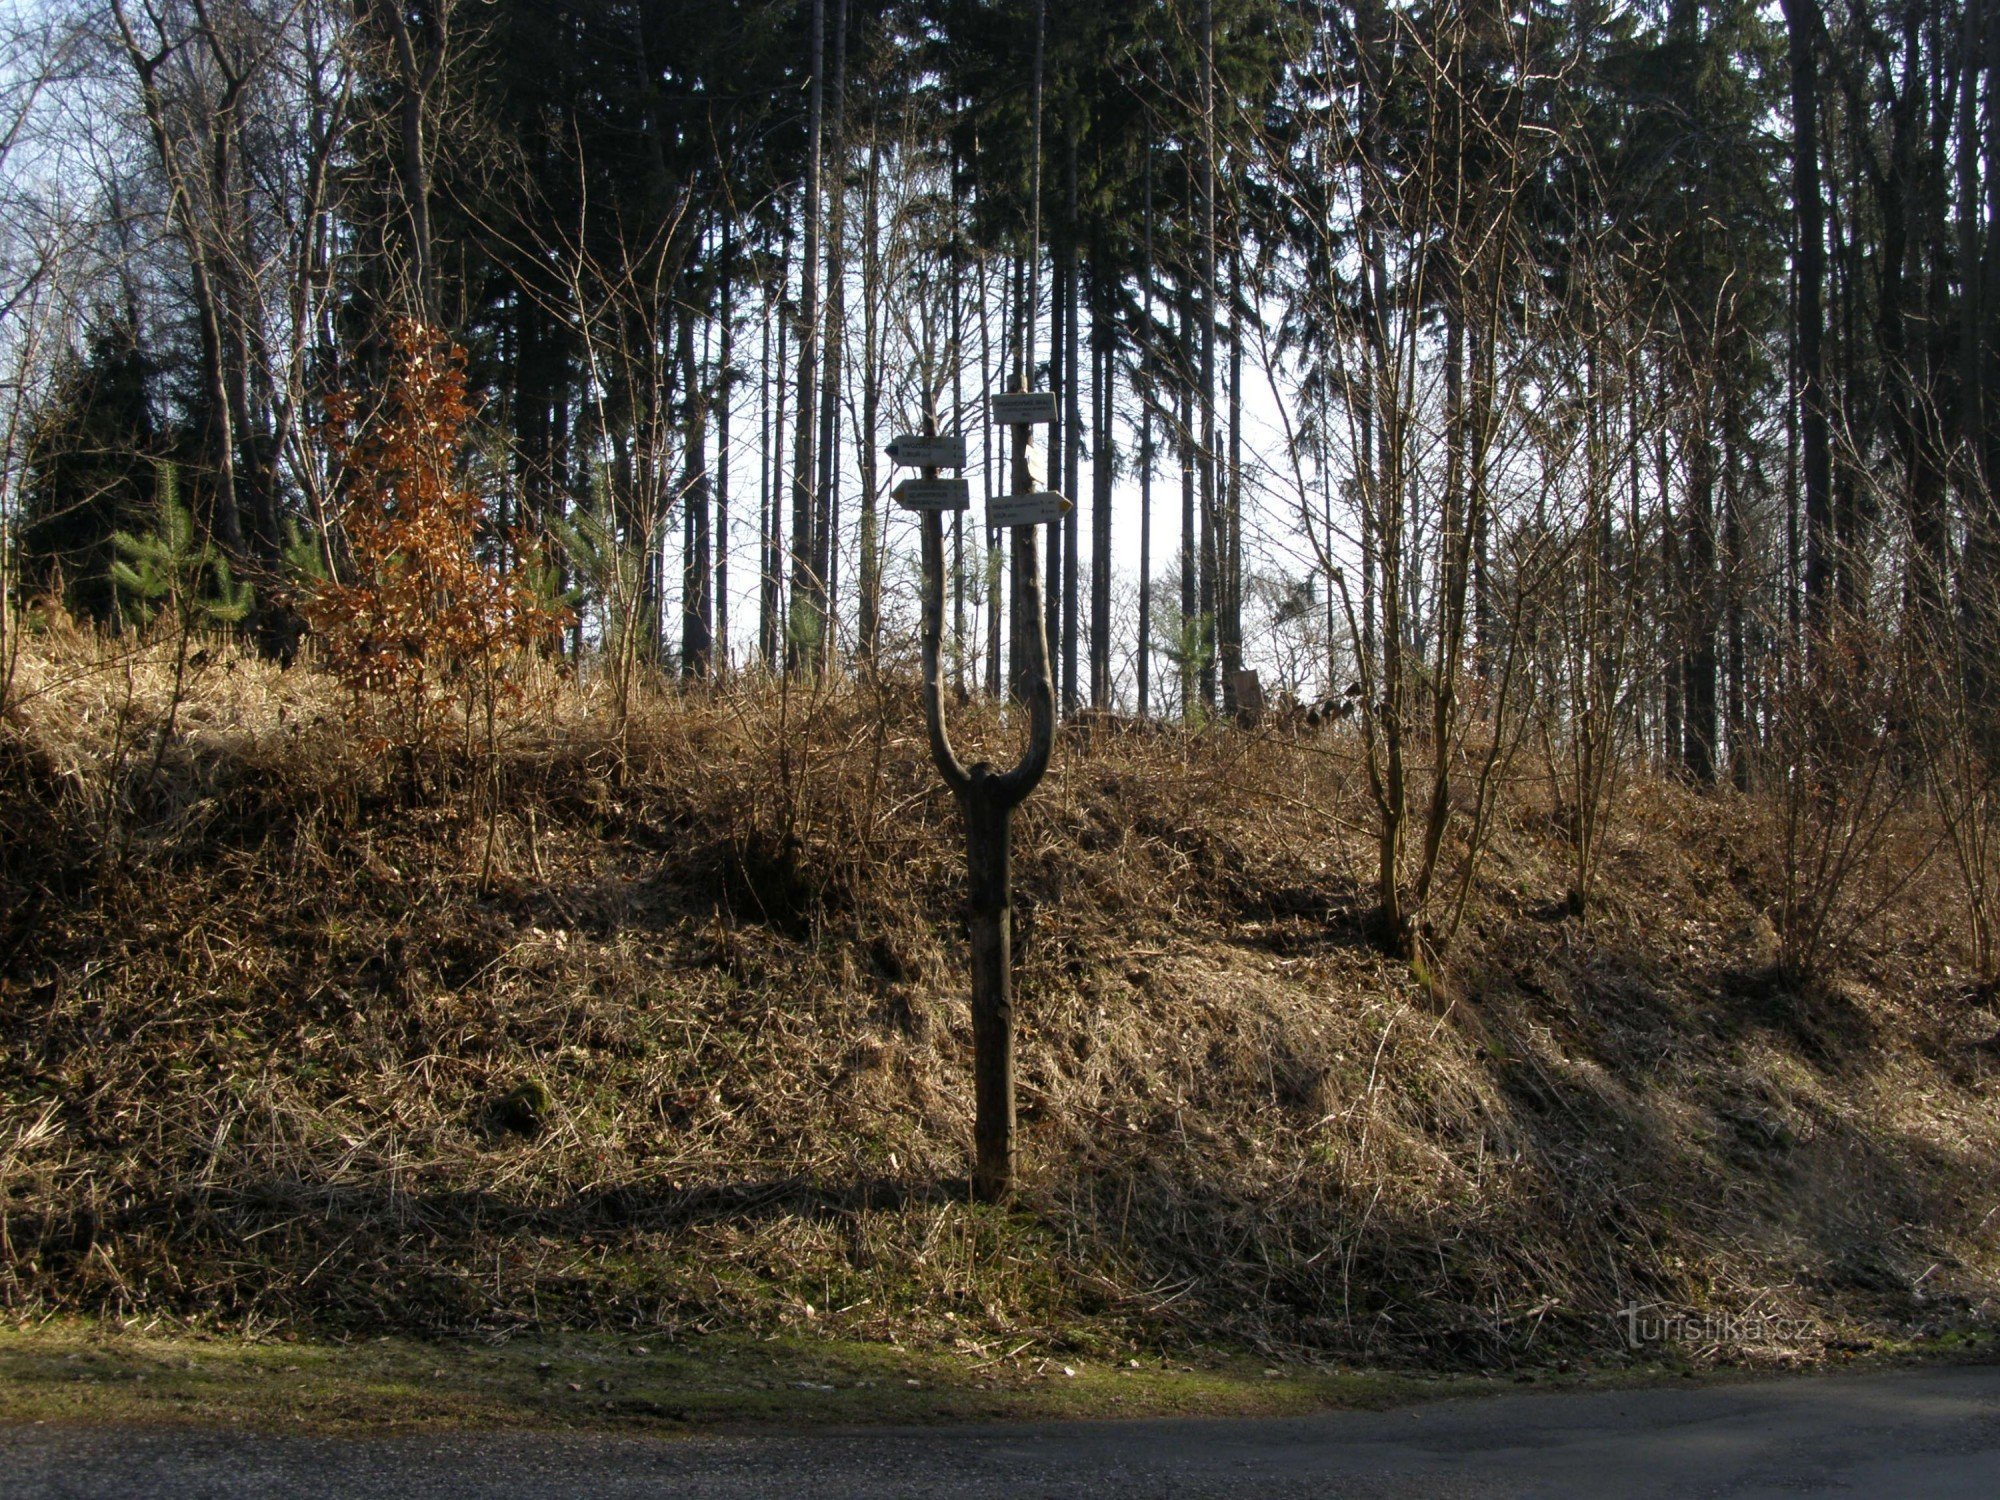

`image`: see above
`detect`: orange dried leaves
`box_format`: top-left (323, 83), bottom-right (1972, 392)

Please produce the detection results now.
top-left (304, 318), bottom-right (569, 748)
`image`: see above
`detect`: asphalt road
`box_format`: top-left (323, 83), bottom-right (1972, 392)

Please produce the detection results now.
top-left (5, 1362), bottom-right (1998, 1498)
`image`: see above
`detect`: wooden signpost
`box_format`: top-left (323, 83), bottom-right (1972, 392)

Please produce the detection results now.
top-left (889, 434), bottom-right (971, 510)
top-left (915, 397), bottom-right (1055, 1203)
top-left (989, 391), bottom-right (1057, 426)
top-left (885, 434), bottom-right (968, 469)
top-left (894, 478), bottom-right (970, 511)
top-left (988, 492), bottom-right (1069, 529)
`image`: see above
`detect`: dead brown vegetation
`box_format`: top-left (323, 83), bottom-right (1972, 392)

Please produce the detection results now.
top-left (3, 630), bottom-right (1999, 1373)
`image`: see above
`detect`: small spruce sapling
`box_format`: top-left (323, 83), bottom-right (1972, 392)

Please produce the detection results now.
top-left (105, 463), bottom-right (252, 867)
top-left (109, 463), bottom-right (253, 633)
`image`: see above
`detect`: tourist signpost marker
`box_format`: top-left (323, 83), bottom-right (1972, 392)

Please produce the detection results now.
top-left (893, 477), bottom-right (970, 511)
top-left (913, 395), bottom-right (1056, 1203)
top-left (885, 434), bottom-right (967, 469)
top-left (988, 492), bottom-right (1069, 529)
top-left (989, 391), bottom-right (1057, 426)
top-left (888, 433), bottom-right (971, 510)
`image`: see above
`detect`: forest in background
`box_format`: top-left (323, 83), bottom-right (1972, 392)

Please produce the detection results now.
top-left (0, 0), bottom-right (1998, 963)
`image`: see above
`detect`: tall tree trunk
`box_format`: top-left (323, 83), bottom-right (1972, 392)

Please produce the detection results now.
top-left (1179, 274), bottom-right (1197, 717)
top-left (1357, 0), bottom-right (1384, 680)
top-left (679, 304), bottom-right (711, 679)
top-left (1961, 0), bottom-right (2000, 731)
top-left (1010, 255), bottom-right (1033, 701)
top-left (513, 295), bottom-right (548, 534)
top-left (1785, 259), bottom-right (1801, 649)
top-left (1984, 0), bottom-right (2000, 629)
top-left (1911, 83), bottom-right (1953, 651)
top-left (1875, 8), bottom-right (1950, 645)
top-left (1197, 0), bottom-right (1219, 712)
top-left (189, 251), bottom-right (247, 561)
top-left (985, 251), bottom-right (1003, 698)
top-left (356, 0), bottom-right (441, 319)
top-left (215, 238), bottom-right (276, 558)
top-left (951, 156), bottom-right (967, 696)
top-left (1470, 320), bottom-right (1492, 674)
top-left (716, 227), bottom-right (732, 670)
top-left (1658, 423), bottom-right (1682, 770)
top-left (789, 2), bottom-right (824, 673)
top-left (759, 269), bottom-right (775, 670)
top-left (1223, 243), bottom-right (1243, 708)
top-left (766, 223), bottom-right (792, 672)
top-left (1137, 147), bottom-right (1154, 717)
top-left (1724, 412), bottom-right (1747, 789)
top-left (1835, 146), bottom-right (1870, 625)
top-left (1061, 131), bottom-right (1081, 714)
top-left (858, 131), bottom-right (883, 665)
top-left (1784, 0), bottom-right (1834, 653)
top-left (1012, 0), bottom-right (1046, 703)
top-left (814, 0), bottom-right (849, 669)
top-left (1090, 260), bottom-right (1113, 711)
top-left (1682, 404), bottom-right (1719, 784)
top-left (1047, 171), bottom-right (1067, 703)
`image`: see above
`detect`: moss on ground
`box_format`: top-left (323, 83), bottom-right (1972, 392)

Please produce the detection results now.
top-left (0, 1317), bottom-right (1508, 1433)
top-left (6, 1318), bottom-right (1994, 1437)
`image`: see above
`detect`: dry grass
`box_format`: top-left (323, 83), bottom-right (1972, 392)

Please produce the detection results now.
top-left (4, 626), bottom-right (2000, 1376)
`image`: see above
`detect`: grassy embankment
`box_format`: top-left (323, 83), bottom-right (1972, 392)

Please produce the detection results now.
top-left (4, 626), bottom-right (1999, 1427)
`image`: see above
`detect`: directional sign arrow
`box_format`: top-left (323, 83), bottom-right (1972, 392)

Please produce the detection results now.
top-left (893, 477), bottom-right (971, 512)
top-left (990, 392), bottom-right (1057, 425)
top-left (988, 491), bottom-right (1072, 528)
top-left (885, 434), bottom-right (967, 469)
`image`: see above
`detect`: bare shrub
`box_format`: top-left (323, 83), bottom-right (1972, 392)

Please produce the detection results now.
top-left (1760, 629), bottom-right (1934, 982)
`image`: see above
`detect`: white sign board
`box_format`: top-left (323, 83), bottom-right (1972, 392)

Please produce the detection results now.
top-left (885, 435), bottom-right (967, 469)
top-left (990, 392), bottom-right (1057, 425)
top-left (988, 491), bottom-right (1071, 528)
top-left (893, 477), bottom-right (971, 512)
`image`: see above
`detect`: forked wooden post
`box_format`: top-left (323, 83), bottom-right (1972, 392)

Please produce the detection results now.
top-left (918, 407), bottom-right (1053, 1203)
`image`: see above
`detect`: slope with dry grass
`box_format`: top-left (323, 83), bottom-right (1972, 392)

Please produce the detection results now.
top-left (4, 628), bottom-right (1999, 1375)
